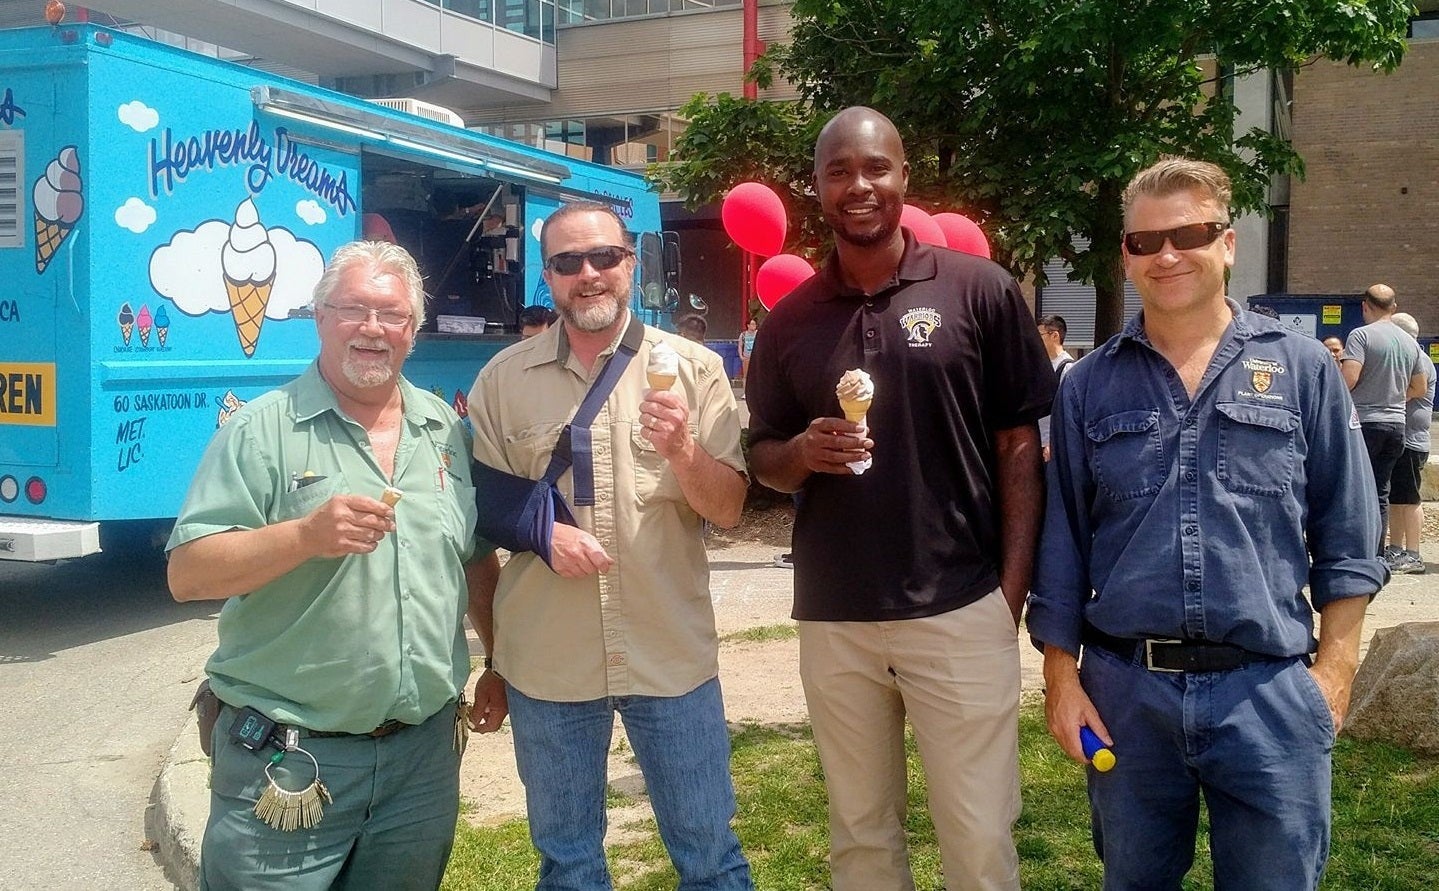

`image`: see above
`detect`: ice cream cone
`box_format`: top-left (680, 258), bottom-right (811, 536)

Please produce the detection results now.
top-left (647, 372), bottom-right (676, 391)
top-left (139, 326), bottom-right (151, 347)
top-left (227, 276), bottom-right (274, 358)
top-left (380, 487), bottom-right (404, 508)
top-left (120, 322), bottom-right (133, 345)
top-left (157, 326), bottom-right (169, 347)
top-left (35, 216), bottom-right (73, 274)
top-left (840, 398), bottom-right (871, 425)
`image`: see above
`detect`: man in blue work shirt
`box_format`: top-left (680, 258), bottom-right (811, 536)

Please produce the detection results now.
top-left (1027, 157), bottom-right (1388, 890)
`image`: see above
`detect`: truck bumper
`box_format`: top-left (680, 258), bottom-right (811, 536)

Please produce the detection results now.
top-left (0, 519), bottom-right (102, 562)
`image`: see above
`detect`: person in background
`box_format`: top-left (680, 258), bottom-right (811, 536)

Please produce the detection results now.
top-left (467, 201), bottom-right (752, 890)
top-left (167, 241), bottom-right (500, 890)
top-left (517, 304), bottom-right (556, 339)
top-left (1036, 313), bottom-right (1075, 461)
top-left (1030, 157), bottom-right (1386, 890)
top-left (746, 106), bottom-right (1052, 890)
top-left (1342, 283), bottom-right (1430, 555)
top-left (677, 313), bottom-right (709, 344)
top-left (738, 317), bottom-right (759, 386)
top-left (362, 213), bottom-right (396, 244)
top-left (1323, 335), bottom-right (1345, 363)
top-left (1385, 312), bottom-right (1434, 574)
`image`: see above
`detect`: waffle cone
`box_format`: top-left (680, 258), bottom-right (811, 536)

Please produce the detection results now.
top-left (120, 322), bottom-right (133, 345)
top-left (35, 216), bottom-right (74, 274)
top-left (647, 372), bottom-right (676, 390)
top-left (226, 276), bottom-right (274, 358)
top-left (380, 487), bottom-right (404, 507)
top-left (157, 326), bottom-right (169, 347)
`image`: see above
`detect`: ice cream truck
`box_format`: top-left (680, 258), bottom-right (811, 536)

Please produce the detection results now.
top-left (0, 24), bottom-right (681, 562)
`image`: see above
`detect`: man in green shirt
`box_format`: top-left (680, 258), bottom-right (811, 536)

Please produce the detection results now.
top-left (168, 241), bottom-right (501, 890)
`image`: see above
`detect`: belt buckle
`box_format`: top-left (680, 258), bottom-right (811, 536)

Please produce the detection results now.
top-left (1144, 638), bottom-right (1184, 673)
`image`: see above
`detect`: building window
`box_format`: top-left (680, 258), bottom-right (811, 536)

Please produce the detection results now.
top-left (1411, 13), bottom-right (1439, 39)
top-left (557, 0), bottom-right (739, 26)
top-left (477, 113), bottom-right (683, 169)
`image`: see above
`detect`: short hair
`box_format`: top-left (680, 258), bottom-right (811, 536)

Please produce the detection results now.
top-left (539, 201), bottom-right (629, 259)
top-left (1122, 157), bottom-right (1232, 223)
top-left (313, 240), bottom-right (426, 329)
top-left (517, 304), bottom-right (554, 329)
top-left (676, 315), bottom-right (708, 339)
top-left (1392, 312), bottom-right (1419, 339)
top-left (1037, 314), bottom-right (1067, 342)
top-left (1364, 283), bottom-right (1397, 313)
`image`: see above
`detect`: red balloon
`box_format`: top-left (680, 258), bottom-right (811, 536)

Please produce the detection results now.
top-left (721, 182), bottom-right (787, 257)
top-left (755, 253), bottom-right (815, 310)
top-left (933, 212), bottom-right (991, 258)
top-left (900, 204), bottom-right (946, 246)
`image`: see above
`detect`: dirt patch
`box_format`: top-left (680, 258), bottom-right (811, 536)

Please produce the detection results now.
top-left (707, 504), bottom-right (794, 550)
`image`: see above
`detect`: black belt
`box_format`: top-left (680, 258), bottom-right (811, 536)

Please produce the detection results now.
top-left (1083, 626), bottom-right (1282, 673)
top-left (302, 719), bottom-right (411, 739)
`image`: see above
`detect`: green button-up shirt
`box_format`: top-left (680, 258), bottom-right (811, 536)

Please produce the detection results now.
top-left (168, 364), bottom-right (480, 732)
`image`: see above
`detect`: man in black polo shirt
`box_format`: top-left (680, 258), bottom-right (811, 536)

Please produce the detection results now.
top-left (745, 107), bottom-right (1054, 890)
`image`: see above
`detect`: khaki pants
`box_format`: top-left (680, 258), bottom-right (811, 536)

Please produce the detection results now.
top-left (799, 588), bottom-right (1021, 891)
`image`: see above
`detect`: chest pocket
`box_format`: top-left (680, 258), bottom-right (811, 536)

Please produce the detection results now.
top-left (1216, 402), bottom-right (1299, 498)
top-left (272, 472), bottom-right (345, 523)
top-left (1087, 410), bottom-right (1165, 501)
top-left (631, 422), bottom-right (695, 505)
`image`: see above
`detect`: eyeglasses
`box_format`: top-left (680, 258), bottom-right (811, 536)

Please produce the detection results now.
top-left (544, 245), bottom-right (633, 276)
top-left (1123, 221), bottom-right (1229, 256)
top-left (323, 303), bottom-right (413, 329)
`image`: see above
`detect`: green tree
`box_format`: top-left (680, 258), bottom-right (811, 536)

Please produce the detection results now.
top-left (651, 0), bottom-right (1412, 341)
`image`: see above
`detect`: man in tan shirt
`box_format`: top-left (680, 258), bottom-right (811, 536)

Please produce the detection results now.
top-left (466, 201), bottom-right (752, 890)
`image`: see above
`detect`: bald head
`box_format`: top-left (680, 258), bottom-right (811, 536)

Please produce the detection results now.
top-left (1364, 283), bottom-right (1397, 317)
top-left (814, 107), bottom-right (906, 169)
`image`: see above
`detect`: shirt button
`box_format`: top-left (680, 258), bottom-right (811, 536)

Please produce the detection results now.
top-left (1185, 470), bottom-right (1197, 483)
top-left (1184, 525), bottom-right (1197, 536)
top-left (1186, 417), bottom-right (1197, 427)
top-left (866, 329), bottom-right (877, 339)
top-left (1186, 581), bottom-right (1200, 592)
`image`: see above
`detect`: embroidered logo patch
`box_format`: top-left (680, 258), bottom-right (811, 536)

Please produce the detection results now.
top-left (900, 307), bottom-right (941, 347)
top-left (1252, 371), bottom-right (1272, 393)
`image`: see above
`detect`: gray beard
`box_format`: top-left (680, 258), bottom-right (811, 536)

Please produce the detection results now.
top-left (561, 293), bottom-right (625, 333)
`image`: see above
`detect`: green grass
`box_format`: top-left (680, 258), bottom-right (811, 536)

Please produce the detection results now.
top-left (443, 698), bottom-right (1439, 890)
top-left (720, 623), bottom-right (799, 644)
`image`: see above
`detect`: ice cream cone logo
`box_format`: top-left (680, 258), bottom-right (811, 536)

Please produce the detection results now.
top-left (155, 306), bottom-right (171, 347)
top-left (221, 199), bottom-right (278, 357)
top-left (117, 302), bottom-right (135, 345)
top-left (33, 146), bottom-right (83, 275)
top-left (137, 304), bottom-right (153, 347)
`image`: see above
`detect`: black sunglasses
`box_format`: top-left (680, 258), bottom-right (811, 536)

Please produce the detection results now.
top-left (1123, 221), bottom-right (1228, 256)
top-left (544, 245), bottom-right (633, 275)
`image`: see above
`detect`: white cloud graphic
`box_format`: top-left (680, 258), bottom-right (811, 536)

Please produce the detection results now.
top-left (295, 200), bottom-right (327, 226)
top-left (118, 101), bottom-right (159, 133)
top-left (115, 198), bottom-right (157, 233)
top-left (150, 216), bottom-right (325, 320)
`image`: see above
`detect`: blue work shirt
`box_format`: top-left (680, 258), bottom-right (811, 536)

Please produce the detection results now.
top-left (1028, 302), bottom-right (1387, 659)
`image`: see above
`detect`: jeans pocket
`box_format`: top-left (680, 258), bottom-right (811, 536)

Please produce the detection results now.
top-left (1087, 409), bottom-right (1165, 501)
top-left (1292, 662), bottom-right (1337, 743)
top-left (1217, 402), bottom-right (1299, 498)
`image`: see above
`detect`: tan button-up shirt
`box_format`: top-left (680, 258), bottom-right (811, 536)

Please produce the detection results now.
top-left (467, 316), bottom-right (745, 700)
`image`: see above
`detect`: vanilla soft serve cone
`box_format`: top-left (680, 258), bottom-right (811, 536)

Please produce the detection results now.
top-left (221, 199), bottom-right (277, 357)
top-left (836, 368), bottom-right (874, 475)
top-left (647, 341), bottom-right (679, 390)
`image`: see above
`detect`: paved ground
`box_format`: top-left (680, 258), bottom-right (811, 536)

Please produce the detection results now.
top-left (151, 534), bottom-right (1439, 890)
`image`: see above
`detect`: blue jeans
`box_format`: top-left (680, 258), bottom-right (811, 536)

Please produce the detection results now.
top-left (1081, 647), bottom-right (1335, 890)
top-left (506, 677), bottom-right (752, 891)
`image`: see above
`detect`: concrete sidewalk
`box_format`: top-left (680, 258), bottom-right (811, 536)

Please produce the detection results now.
top-left (150, 537), bottom-right (1439, 890)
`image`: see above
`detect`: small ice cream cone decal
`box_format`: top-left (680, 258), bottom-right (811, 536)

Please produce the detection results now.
top-left (647, 341), bottom-right (679, 390)
top-left (137, 304), bottom-right (153, 347)
top-left (221, 199), bottom-right (278, 357)
top-left (117, 302), bottom-right (135, 346)
top-left (155, 306), bottom-right (171, 347)
top-left (33, 146), bottom-right (83, 275)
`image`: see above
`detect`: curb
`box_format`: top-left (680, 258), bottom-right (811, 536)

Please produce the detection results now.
top-left (152, 712), bottom-right (207, 891)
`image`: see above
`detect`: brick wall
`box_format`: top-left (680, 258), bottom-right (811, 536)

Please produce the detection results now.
top-left (1289, 40), bottom-right (1439, 333)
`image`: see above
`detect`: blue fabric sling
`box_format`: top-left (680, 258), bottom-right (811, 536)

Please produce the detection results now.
top-left (472, 317), bottom-right (643, 569)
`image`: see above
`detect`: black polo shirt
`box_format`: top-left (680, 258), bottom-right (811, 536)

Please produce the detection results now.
top-left (746, 232), bottom-right (1055, 621)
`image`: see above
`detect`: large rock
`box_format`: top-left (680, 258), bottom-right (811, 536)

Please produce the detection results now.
top-left (1343, 621), bottom-right (1439, 755)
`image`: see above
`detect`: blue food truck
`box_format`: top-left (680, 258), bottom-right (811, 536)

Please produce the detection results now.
top-left (0, 25), bottom-right (678, 561)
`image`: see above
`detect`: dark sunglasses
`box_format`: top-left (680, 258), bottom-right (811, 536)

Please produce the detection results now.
top-left (544, 245), bottom-right (633, 275)
top-left (1123, 221), bottom-right (1228, 256)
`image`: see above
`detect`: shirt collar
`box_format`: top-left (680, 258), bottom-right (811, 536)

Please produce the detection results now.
top-left (526, 309), bottom-right (645, 372)
top-left (1109, 297), bottom-right (1264, 356)
top-left (292, 361), bottom-right (443, 427)
top-left (814, 229), bottom-right (938, 302)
